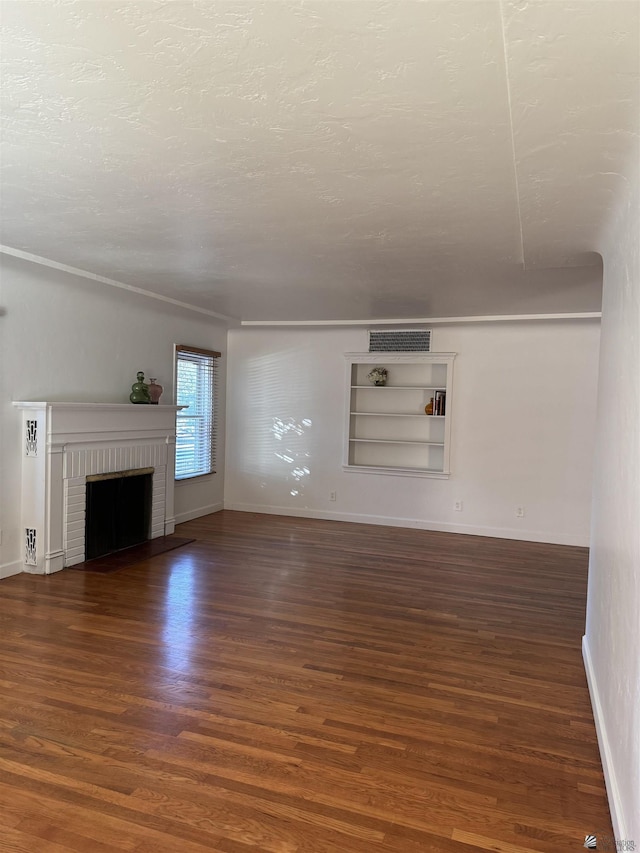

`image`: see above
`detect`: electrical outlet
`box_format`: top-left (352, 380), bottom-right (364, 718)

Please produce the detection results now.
top-left (516, 505), bottom-right (525, 518)
top-left (454, 500), bottom-right (463, 512)
top-left (329, 491), bottom-right (337, 502)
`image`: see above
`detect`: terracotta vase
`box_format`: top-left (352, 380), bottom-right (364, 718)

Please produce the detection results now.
top-left (148, 378), bottom-right (163, 405)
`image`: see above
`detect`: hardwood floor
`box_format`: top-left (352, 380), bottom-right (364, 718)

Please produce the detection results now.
top-left (0, 511), bottom-right (611, 852)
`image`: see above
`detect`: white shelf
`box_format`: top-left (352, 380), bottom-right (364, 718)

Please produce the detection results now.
top-left (349, 438), bottom-right (445, 446)
top-left (343, 464), bottom-right (450, 478)
top-left (351, 385), bottom-right (445, 390)
top-left (351, 412), bottom-right (445, 419)
top-left (344, 352), bottom-right (455, 476)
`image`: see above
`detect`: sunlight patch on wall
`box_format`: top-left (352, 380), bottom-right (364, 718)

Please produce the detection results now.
top-left (273, 416), bottom-right (312, 496)
top-left (241, 347), bottom-right (315, 502)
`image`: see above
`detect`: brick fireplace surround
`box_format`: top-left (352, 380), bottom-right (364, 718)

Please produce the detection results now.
top-left (12, 402), bottom-right (182, 574)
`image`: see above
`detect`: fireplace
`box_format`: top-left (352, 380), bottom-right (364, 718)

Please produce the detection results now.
top-left (85, 469), bottom-right (153, 560)
top-left (13, 402), bottom-right (182, 573)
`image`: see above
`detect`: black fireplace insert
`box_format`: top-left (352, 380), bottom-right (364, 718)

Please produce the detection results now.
top-left (85, 471), bottom-right (153, 561)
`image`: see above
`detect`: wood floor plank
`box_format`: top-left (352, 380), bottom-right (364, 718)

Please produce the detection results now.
top-left (0, 511), bottom-right (612, 851)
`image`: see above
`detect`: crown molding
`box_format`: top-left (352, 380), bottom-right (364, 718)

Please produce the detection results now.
top-left (240, 313), bottom-right (601, 327)
top-left (0, 245), bottom-right (238, 325)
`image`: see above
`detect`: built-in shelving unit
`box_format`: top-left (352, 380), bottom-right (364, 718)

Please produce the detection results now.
top-left (343, 352), bottom-right (456, 477)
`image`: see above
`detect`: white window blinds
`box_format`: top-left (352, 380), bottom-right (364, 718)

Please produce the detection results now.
top-left (175, 345), bottom-right (220, 480)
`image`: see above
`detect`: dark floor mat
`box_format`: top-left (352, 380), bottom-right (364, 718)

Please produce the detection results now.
top-left (66, 536), bottom-right (195, 573)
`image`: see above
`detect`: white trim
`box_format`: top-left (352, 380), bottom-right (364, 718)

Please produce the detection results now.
top-left (1, 248), bottom-right (602, 329)
top-left (13, 402), bottom-right (183, 412)
top-left (222, 503), bottom-right (588, 546)
top-left (342, 464), bottom-right (450, 479)
top-left (44, 550), bottom-right (65, 575)
top-left (175, 501), bottom-right (224, 525)
top-left (582, 635), bottom-right (626, 843)
top-left (175, 474), bottom-right (216, 487)
top-left (241, 313), bottom-right (601, 327)
top-left (0, 245), bottom-right (238, 325)
top-left (1, 248), bottom-right (601, 329)
top-left (0, 560), bottom-right (22, 580)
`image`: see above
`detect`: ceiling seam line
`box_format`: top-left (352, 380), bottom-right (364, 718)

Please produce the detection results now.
top-left (499, 0), bottom-right (526, 269)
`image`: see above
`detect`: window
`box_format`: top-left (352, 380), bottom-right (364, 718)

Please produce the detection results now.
top-left (175, 345), bottom-right (221, 480)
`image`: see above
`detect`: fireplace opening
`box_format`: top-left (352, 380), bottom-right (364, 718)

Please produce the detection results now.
top-left (85, 469), bottom-right (153, 560)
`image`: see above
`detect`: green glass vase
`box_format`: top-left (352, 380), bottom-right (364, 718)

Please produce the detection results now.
top-left (130, 371), bottom-right (151, 404)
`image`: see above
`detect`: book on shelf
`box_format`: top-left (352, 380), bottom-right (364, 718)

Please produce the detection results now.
top-left (434, 390), bottom-right (446, 416)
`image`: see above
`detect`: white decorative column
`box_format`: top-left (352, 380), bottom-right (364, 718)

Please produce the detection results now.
top-left (12, 402), bottom-right (183, 574)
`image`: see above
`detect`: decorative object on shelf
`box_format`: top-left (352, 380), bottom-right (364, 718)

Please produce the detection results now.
top-left (434, 390), bottom-right (446, 416)
top-left (148, 378), bottom-right (163, 405)
top-left (367, 366), bottom-right (388, 386)
top-left (129, 371), bottom-right (151, 404)
top-left (425, 398), bottom-right (434, 415)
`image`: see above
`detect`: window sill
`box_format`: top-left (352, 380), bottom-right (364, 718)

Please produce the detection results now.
top-left (175, 472), bottom-right (217, 486)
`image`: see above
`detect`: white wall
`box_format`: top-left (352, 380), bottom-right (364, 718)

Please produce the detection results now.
top-left (225, 319), bottom-right (600, 546)
top-left (584, 157), bottom-right (640, 840)
top-left (0, 254), bottom-right (227, 578)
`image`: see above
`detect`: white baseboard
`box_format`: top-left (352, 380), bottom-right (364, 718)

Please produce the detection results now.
top-left (0, 560), bottom-right (22, 580)
top-left (582, 635), bottom-right (626, 842)
top-left (175, 502), bottom-right (224, 525)
top-left (222, 502), bottom-right (587, 546)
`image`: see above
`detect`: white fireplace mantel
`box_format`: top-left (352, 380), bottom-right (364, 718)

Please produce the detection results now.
top-left (13, 402), bottom-right (183, 574)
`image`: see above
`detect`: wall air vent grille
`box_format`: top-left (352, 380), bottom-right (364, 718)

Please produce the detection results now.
top-left (368, 329), bottom-right (431, 352)
top-left (25, 528), bottom-right (37, 566)
top-left (26, 420), bottom-right (38, 456)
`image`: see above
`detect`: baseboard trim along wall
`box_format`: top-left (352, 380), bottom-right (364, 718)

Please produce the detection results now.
top-left (174, 502), bottom-right (224, 525)
top-left (0, 560), bottom-right (22, 580)
top-left (582, 635), bottom-right (626, 842)
top-left (222, 502), bottom-right (588, 547)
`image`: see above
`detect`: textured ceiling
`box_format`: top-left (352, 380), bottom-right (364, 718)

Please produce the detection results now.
top-left (1, 1), bottom-right (638, 322)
